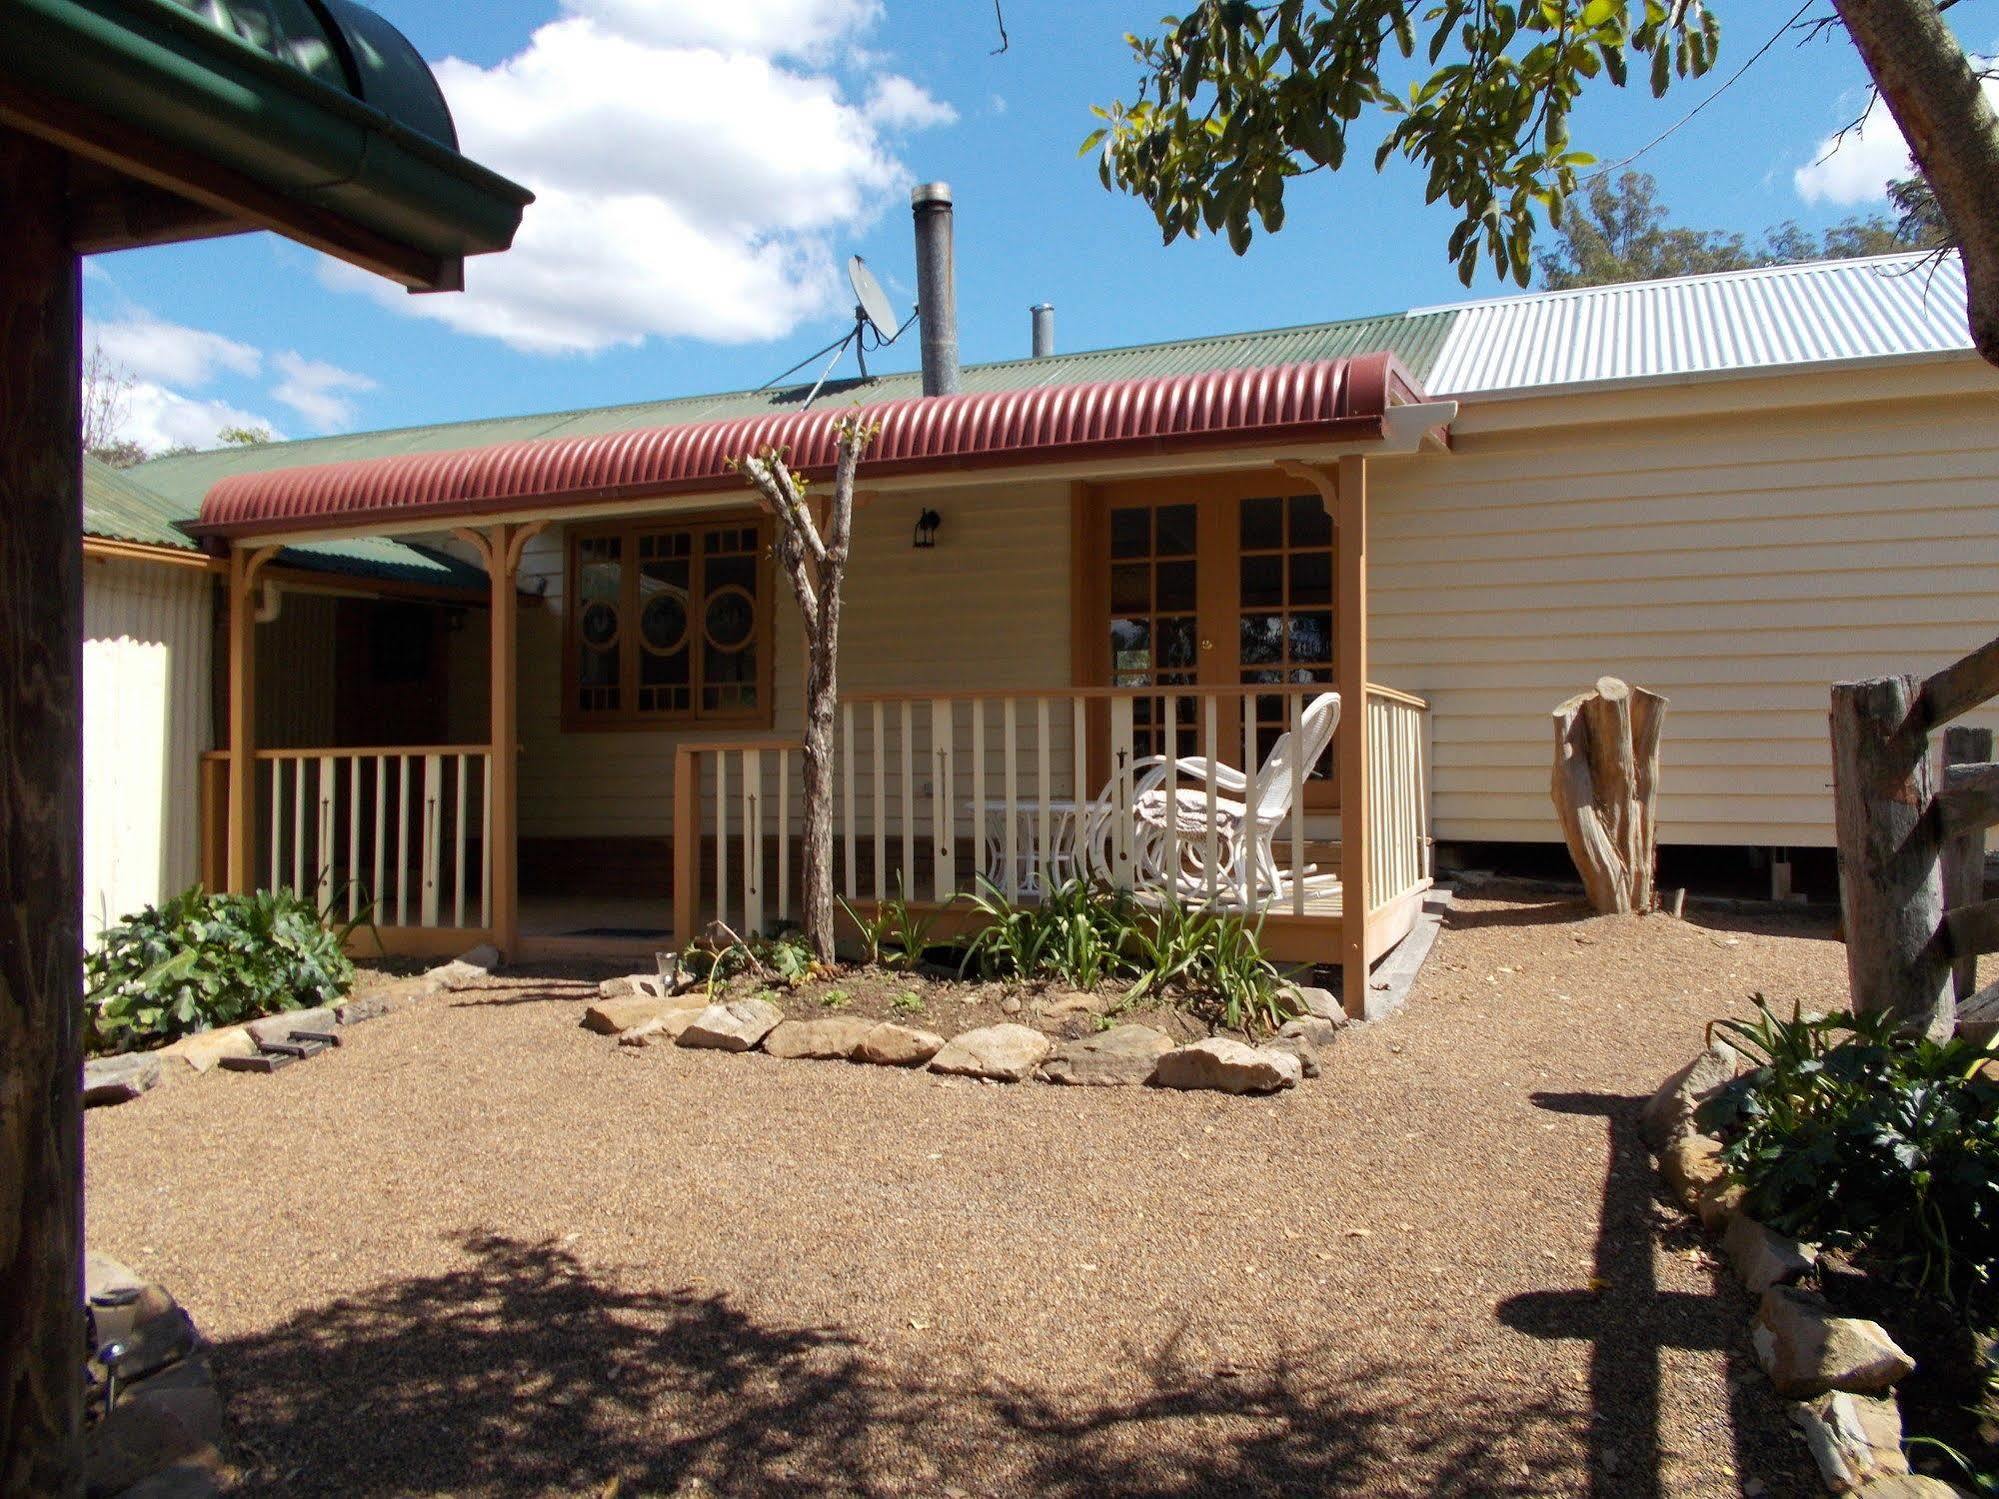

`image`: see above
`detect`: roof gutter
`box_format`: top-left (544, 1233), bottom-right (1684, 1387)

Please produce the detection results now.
top-left (0, 0), bottom-right (531, 289)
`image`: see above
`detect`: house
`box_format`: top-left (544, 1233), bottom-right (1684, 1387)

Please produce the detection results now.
top-left (132, 227), bottom-right (1999, 1008)
top-left (81, 457), bottom-right (494, 939)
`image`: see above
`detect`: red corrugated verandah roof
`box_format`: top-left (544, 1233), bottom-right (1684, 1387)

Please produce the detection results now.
top-left (192, 352), bottom-right (1430, 539)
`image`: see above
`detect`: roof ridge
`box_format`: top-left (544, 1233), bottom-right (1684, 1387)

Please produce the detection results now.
top-left (134, 305), bottom-right (1444, 471)
top-left (1410, 249), bottom-right (1953, 316)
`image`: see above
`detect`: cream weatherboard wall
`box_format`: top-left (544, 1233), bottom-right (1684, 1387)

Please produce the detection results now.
top-left (513, 476), bottom-right (1075, 839)
top-left (1370, 357), bottom-right (1999, 848)
top-left (507, 355), bottom-right (1998, 854)
top-left (83, 555), bottom-right (213, 939)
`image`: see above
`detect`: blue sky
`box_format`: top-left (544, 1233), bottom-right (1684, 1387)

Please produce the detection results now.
top-left (84, 0), bottom-right (1965, 452)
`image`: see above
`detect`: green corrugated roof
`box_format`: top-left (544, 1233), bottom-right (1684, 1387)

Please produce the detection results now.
top-left (129, 307), bottom-right (1459, 512)
top-left (85, 454), bottom-right (201, 549)
top-left (84, 454), bottom-right (487, 588)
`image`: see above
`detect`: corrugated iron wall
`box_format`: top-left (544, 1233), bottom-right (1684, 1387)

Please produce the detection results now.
top-left (83, 556), bottom-right (214, 938)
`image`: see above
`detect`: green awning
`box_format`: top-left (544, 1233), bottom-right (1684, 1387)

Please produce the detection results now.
top-left (0, 0), bottom-right (531, 288)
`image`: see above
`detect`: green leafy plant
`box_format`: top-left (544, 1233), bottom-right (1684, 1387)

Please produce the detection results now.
top-left (955, 876), bottom-right (1293, 1035)
top-left (839, 876), bottom-right (943, 969)
top-left (685, 928), bottom-right (827, 996)
top-left (890, 991), bottom-right (925, 1017)
top-left (958, 876), bottom-right (1140, 990)
top-left (85, 885), bottom-right (355, 1054)
top-left (1697, 998), bottom-right (1999, 1320)
top-left (818, 988), bottom-right (851, 1011)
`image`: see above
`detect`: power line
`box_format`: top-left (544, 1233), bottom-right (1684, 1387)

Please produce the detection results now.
top-left (1580, 1), bottom-right (1815, 186)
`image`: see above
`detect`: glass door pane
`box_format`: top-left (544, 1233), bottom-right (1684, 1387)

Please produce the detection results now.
top-left (1106, 500), bottom-right (1199, 760)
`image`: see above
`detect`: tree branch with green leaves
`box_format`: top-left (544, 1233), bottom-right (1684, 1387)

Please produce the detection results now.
top-left (1086, 0), bottom-right (1721, 284)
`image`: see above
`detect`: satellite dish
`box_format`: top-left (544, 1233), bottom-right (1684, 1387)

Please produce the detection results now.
top-left (751, 253), bottom-right (913, 408)
top-left (848, 255), bottom-right (898, 342)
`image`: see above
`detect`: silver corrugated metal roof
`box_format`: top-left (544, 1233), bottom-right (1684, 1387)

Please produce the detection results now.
top-left (1424, 252), bottom-right (1972, 397)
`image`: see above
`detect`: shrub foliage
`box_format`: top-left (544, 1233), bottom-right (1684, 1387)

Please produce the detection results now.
top-left (86, 886), bottom-right (355, 1054)
top-left (1698, 998), bottom-right (1999, 1321)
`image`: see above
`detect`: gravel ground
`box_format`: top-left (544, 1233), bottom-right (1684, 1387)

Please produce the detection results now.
top-left (86, 882), bottom-right (1855, 1498)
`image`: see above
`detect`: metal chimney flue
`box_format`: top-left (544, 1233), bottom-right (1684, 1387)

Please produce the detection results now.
top-left (911, 181), bottom-right (960, 396)
top-left (1030, 303), bottom-right (1054, 358)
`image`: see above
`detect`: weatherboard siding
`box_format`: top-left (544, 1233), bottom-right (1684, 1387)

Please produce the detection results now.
top-left (1369, 376), bottom-right (1999, 848)
top-left (514, 477), bottom-right (1074, 839)
top-left (83, 556), bottom-right (213, 937)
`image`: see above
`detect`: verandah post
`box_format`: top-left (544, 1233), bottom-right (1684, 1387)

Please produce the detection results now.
top-left (0, 124), bottom-right (83, 1497)
top-left (224, 543), bottom-right (276, 893)
top-left (1336, 455), bottom-right (1371, 1019)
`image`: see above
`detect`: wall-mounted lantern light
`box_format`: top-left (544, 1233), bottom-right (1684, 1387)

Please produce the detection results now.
top-left (913, 508), bottom-right (942, 549)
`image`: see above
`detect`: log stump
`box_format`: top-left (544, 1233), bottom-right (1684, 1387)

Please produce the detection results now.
top-left (1551, 677), bottom-right (1668, 914)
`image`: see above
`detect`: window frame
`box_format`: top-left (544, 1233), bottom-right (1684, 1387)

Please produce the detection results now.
top-left (560, 510), bottom-right (776, 733)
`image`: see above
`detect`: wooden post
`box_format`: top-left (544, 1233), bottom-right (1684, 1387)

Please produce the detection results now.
top-left (453, 522), bottom-right (542, 956)
top-left (223, 544), bottom-right (274, 892)
top-left (0, 125), bottom-right (84, 1498)
top-left (1942, 725), bottom-right (1993, 1001)
top-left (1335, 455), bottom-right (1370, 1017)
top-left (1830, 674), bottom-right (1954, 1038)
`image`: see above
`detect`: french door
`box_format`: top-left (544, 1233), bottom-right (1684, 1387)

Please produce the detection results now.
top-left (1081, 473), bottom-right (1339, 803)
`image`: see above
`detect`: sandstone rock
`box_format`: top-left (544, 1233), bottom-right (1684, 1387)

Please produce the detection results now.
top-left (998, 993), bottom-right (1023, 1015)
top-left (581, 994), bottom-right (701, 1036)
top-left (1640, 1041), bottom-right (1738, 1150)
top-left (1725, 1214), bottom-right (1816, 1294)
top-left (245, 1007), bottom-right (336, 1047)
top-left (854, 1022), bottom-right (945, 1067)
top-left (764, 1016), bottom-right (877, 1061)
top-left (84, 1053), bottom-right (161, 1108)
top-left (455, 942), bottom-right (501, 971)
top-left (675, 998), bottom-right (783, 1052)
top-left (1792, 1391), bottom-right (1908, 1493)
top-left (929, 1024), bottom-right (1052, 1082)
top-left (1264, 1033), bottom-right (1321, 1078)
top-left (333, 994), bottom-right (390, 1025)
top-left (1753, 1287), bottom-right (1916, 1397)
top-left (1282, 985), bottom-right (1345, 1024)
top-left (1277, 1016), bottom-right (1341, 1050)
top-left (1036, 990), bottom-right (1104, 1019)
top-left (1039, 1025), bottom-right (1173, 1086)
top-left (425, 944), bottom-right (501, 991)
top-left (1695, 1175), bottom-right (1747, 1232)
top-left (86, 1252), bottom-right (146, 1301)
top-left (598, 973), bottom-right (666, 1001)
top-left (84, 1358), bottom-right (223, 1498)
top-left (157, 1027), bottom-right (255, 1074)
top-left (1153, 1037), bottom-right (1302, 1095)
top-left (1853, 1478), bottom-right (1964, 1498)
top-left (1660, 1133), bottom-right (1728, 1208)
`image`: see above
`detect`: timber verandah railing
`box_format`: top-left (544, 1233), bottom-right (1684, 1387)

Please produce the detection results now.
top-left (671, 683), bottom-right (1432, 963)
top-left (200, 745), bottom-right (493, 934)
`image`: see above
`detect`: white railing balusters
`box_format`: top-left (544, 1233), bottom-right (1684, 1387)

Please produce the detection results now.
top-left (970, 699), bottom-right (986, 893)
top-left (931, 699), bottom-right (954, 901)
top-left (841, 703), bottom-right (856, 902)
top-left (317, 755), bottom-right (336, 911)
top-left (777, 747), bottom-right (790, 927)
top-left (715, 749), bottom-right (729, 932)
top-left (268, 758), bottom-right (283, 893)
top-left (454, 753), bottom-right (469, 930)
top-left (1002, 697), bottom-right (1020, 901)
top-left (1202, 696), bottom-right (1219, 905)
top-left (1035, 697), bottom-right (1052, 892)
top-left (348, 756), bottom-right (362, 922)
top-left (743, 747), bottom-right (763, 938)
top-left (872, 701), bottom-right (887, 904)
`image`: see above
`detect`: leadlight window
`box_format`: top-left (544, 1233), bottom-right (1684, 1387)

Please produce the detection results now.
top-left (567, 516), bottom-right (770, 728)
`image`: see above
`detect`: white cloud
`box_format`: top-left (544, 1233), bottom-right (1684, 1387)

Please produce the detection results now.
top-left (271, 351), bottom-right (377, 430)
top-left (91, 314), bottom-right (260, 388)
top-left (556, 0), bottom-right (880, 60)
top-left (119, 382), bottom-right (283, 452)
top-left (345, 6), bottom-right (954, 355)
top-left (1795, 77), bottom-right (1999, 205)
top-left (866, 75), bottom-right (958, 130)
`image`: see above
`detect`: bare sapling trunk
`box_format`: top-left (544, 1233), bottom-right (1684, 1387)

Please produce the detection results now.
top-left (737, 419), bottom-right (875, 964)
top-left (1551, 677), bottom-right (1668, 914)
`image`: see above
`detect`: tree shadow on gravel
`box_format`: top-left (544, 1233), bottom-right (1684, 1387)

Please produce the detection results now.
top-left (212, 1231), bottom-right (1579, 1497)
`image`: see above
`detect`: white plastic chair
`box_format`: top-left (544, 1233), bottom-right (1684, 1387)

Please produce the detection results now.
top-left (1082, 691), bottom-right (1341, 902)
